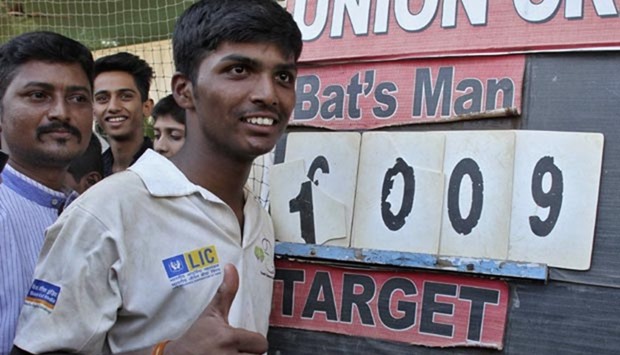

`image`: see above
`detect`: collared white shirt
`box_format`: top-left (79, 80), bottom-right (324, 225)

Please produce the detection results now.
top-left (14, 150), bottom-right (275, 354)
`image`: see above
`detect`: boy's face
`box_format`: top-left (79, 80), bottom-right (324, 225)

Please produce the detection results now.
top-left (153, 114), bottom-right (186, 158)
top-left (0, 61), bottom-right (92, 170)
top-left (93, 71), bottom-right (150, 142)
top-left (179, 41), bottom-right (297, 161)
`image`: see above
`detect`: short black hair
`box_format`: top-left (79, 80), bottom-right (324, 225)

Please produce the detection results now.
top-left (152, 94), bottom-right (185, 126)
top-left (67, 134), bottom-right (103, 181)
top-left (0, 31), bottom-right (94, 103)
top-left (173, 0), bottom-right (302, 83)
top-left (94, 52), bottom-right (154, 102)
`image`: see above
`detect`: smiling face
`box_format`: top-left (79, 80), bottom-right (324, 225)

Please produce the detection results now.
top-left (93, 71), bottom-right (149, 142)
top-left (153, 114), bottom-right (186, 158)
top-left (0, 61), bottom-right (93, 170)
top-left (175, 41), bottom-right (297, 163)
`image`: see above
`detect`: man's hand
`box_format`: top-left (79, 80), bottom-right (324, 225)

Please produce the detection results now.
top-left (165, 263), bottom-right (269, 354)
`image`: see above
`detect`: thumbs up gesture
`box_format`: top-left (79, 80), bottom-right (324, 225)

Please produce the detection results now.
top-left (165, 264), bottom-right (269, 354)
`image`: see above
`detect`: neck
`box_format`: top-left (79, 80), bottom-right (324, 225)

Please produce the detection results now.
top-left (172, 146), bottom-right (252, 226)
top-left (109, 136), bottom-right (144, 173)
top-left (8, 159), bottom-right (67, 192)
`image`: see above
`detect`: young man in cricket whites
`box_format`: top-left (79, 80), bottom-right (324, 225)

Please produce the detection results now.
top-left (12, 0), bottom-right (302, 354)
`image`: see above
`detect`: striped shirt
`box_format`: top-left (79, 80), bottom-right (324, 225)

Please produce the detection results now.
top-left (0, 165), bottom-right (67, 355)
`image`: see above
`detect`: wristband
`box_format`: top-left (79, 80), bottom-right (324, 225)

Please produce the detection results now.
top-left (152, 340), bottom-right (171, 355)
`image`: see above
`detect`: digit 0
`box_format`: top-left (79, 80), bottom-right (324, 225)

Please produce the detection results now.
top-left (380, 158), bottom-right (415, 231)
top-left (447, 158), bottom-right (483, 235)
top-left (529, 156), bottom-right (563, 237)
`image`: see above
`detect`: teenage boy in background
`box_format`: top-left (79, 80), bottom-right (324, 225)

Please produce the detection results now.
top-left (152, 94), bottom-right (186, 158)
top-left (93, 52), bottom-right (154, 176)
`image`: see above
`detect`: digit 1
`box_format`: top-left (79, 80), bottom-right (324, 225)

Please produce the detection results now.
top-left (289, 181), bottom-right (315, 244)
top-left (381, 158), bottom-right (415, 231)
top-left (529, 156), bottom-right (563, 237)
top-left (288, 156), bottom-right (330, 244)
top-left (447, 158), bottom-right (484, 235)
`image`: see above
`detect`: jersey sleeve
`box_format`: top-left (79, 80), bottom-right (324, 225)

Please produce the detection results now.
top-left (13, 204), bottom-right (123, 354)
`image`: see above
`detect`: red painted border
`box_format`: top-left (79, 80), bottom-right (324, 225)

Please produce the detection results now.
top-left (289, 0), bottom-right (620, 63)
top-left (271, 259), bottom-right (509, 349)
top-left (291, 55), bottom-right (524, 130)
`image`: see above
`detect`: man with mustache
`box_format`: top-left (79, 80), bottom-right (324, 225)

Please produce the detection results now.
top-left (0, 31), bottom-right (94, 355)
top-left (93, 52), bottom-right (154, 176)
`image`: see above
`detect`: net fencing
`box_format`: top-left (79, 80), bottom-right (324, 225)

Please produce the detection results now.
top-left (0, 0), bottom-right (288, 207)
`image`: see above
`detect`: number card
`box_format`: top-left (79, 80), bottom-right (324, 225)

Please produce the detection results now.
top-left (351, 132), bottom-right (445, 254)
top-left (508, 131), bottom-right (604, 270)
top-left (439, 131), bottom-right (516, 260)
top-left (271, 159), bottom-right (312, 244)
top-left (271, 132), bottom-right (361, 246)
top-left (269, 130), bottom-right (605, 271)
top-left (271, 159), bottom-right (348, 245)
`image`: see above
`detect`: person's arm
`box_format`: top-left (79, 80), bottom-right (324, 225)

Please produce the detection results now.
top-left (12, 265), bottom-right (266, 355)
top-left (12, 206), bottom-right (123, 353)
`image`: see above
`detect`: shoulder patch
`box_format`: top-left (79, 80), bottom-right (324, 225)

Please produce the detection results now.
top-left (25, 279), bottom-right (61, 313)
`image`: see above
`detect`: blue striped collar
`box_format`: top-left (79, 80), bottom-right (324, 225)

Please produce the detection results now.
top-left (1, 164), bottom-right (68, 210)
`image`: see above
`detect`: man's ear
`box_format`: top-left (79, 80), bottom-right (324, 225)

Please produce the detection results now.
top-left (171, 72), bottom-right (195, 110)
top-left (142, 98), bottom-right (154, 118)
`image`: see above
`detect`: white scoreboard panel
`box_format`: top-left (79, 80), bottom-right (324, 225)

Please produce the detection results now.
top-left (270, 130), bottom-right (604, 270)
top-left (439, 131), bottom-right (516, 260)
top-left (352, 132), bottom-right (445, 254)
top-left (508, 131), bottom-right (605, 270)
top-left (271, 132), bottom-right (361, 246)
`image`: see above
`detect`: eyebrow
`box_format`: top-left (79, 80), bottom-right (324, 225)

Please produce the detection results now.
top-left (276, 62), bottom-right (298, 73)
top-left (94, 88), bottom-right (137, 96)
top-left (24, 82), bottom-right (91, 94)
top-left (158, 128), bottom-right (186, 136)
top-left (220, 54), bottom-right (297, 72)
top-left (221, 54), bottom-right (258, 66)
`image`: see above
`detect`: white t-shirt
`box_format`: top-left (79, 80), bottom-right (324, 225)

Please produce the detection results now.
top-left (14, 150), bottom-right (276, 354)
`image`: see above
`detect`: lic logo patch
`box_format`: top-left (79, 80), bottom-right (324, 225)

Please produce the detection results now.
top-left (162, 245), bottom-right (221, 288)
top-left (163, 255), bottom-right (189, 278)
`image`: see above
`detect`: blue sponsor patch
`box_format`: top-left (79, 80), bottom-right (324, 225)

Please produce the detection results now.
top-left (162, 245), bottom-right (221, 288)
top-left (163, 254), bottom-right (189, 278)
top-left (25, 279), bottom-right (61, 312)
